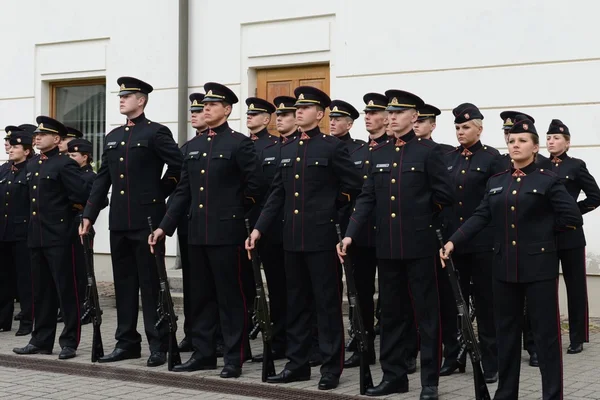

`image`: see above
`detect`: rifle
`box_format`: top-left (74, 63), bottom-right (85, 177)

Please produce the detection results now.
top-left (436, 230), bottom-right (491, 400)
top-left (80, 217), bottom-right (104, 363)
top-left (336, 224), bottom-right (373, 395)
top-left (148, 217), bottom-right (182, 371)
top-left (245, 219), bottom-right (276, 382)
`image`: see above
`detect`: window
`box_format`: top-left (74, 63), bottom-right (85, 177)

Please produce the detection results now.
top-left (50, 79), bottom-right (106, 165)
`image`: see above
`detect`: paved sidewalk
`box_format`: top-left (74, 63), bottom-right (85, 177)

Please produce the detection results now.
top-left (1, 305), bottom-right (599, 399)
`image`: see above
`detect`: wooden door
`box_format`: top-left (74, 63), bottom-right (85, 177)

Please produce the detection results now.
top-left (256, 64), bottom-right (330, 135)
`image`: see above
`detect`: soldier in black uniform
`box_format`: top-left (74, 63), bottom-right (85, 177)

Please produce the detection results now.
top-left (440, 103), bottom-right (499, 382)
top-left (441, 116), bottom-right (582, 400)
top-left (13, 116), bottom-right (88, 359)
top-left (80, 77), bottom-right (183, 367)
top-left (546, 119), bottom-right (600, 354)
top-left (177, 92), bottom-right (210, 352)
top-left (0, 130), bottom-right (34, 335)
top-left (338, 90), bottom-right (454, 400)
top-left (67, 138), bottom-right (102, 324)
top-left (245, 96), bottom-right (288, 361)
top-left (339, 93), bottom-right (389, 369)
top-left (247, 86), bottom-right (362, 390)
top-left (149, 82), bottom-right (265, 378)
top-left (273, 96), bottom-right (299, 141)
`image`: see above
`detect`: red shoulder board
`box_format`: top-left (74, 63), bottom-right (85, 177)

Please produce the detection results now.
top-left (372, 139), bottom-right (392, 151)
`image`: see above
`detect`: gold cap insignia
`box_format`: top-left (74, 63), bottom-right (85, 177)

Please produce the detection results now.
top-left (391, 97), bottom-right (399, 105)
top-left (464, 113), bottom-right (470, 120)
top-left (505, 118), bottom-right (512, 124)
top-left (368, 100), bottom-right (374, 106)
top-left (16, 138), bottom-right (21, 143)
top-left (249, 103), bottom-right (255, 109)
top-left (192, 99), bottom-right (199, 106)
top-left (207, 90), bottom-right (213, 96)
top-left (120, 84), bottom-right (125, 90)
top-left (279, 103), bottom-right (285, 109)
top-left (298, 93), bottom-right (305, 100)
top-left (6, 131), bottom-right (10, 136)
top-left (74, 146), bottom-right (79, 151)
top-left (39, 123), bottom-right (44, 129)
top-left (559, 126), bottom-right (564, 132)
top-left (523, 123), bottom-right (529, 131)
top-left (332, 106), bottom-right (339, 112)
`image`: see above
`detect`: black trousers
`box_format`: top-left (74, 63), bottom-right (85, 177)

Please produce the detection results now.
top-left (187, 244), bottom-right (249, 366)
top-left (29, 246), bottom-right (81, 350)
top-left (70, 216), bottom-right (89, 311)
top-left (452, 251), bottom-right (497, 374)
top-left (436, 254), bottom-right (460, 360)
top-left (351, 245), bottom-right (377, 335)
top-left (258, 240), bottom-right (287, 354)
top-left (0, 241), bottom-right (17, 329)
top-left (559, 246), bottom-right (588, 344)
top-left (284, 250), bottom-right (345, 376)
top-left (178, 234), bottom-right (192, 341)
top-left (493, 278), bottom-right (562, 400)
top-left (378, 257), bottom-right (440, 386)
top-left (109, 230), bottom-right (167, 353)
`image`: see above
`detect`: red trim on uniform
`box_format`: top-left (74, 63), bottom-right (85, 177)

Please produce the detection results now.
top-left (332, 251), bottom-right (345, 372)
top-left (504, 179), bottom-right (512, 281)
top-left (397, 147), bottom-right (405, 257)
top-left (433, 257), bottom-right (442, 373)
top-left (555, 277), bottom-right (563, 399)
top-left (350, 216), bottom-right (359, 224)
top-left (514, 179), bottom-right (520, 281)
top-left (236, 246), bottom-right (248, 366)
top-left (71, 244), bottom-right (81, 346)
top-left (87, 200), bottom-right (93, 206)
top-left (205, 138), bottom-right (214, 245)
top-left (583, 247), bottom-right (589, 342)
top-left (300, 145), bottom-right (308, 252)
top-left (165, 212), bottom-right (173, 221)
top-left (125, 128), bottom-right (133, 229)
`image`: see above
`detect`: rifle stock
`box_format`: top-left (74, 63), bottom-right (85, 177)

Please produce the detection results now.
top-left (245, 219), bottom-right (276, 382)
top-left (80, 217), bottom-right (104, 363)
top-left (436, 230), bottom-right (491, 400)
top-left (336, 225), bottom-right (373, 395)
top-left (148, 217), bottom-right (181, 371)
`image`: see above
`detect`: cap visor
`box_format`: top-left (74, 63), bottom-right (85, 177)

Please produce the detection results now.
top-left (202, 97), bottom-right (224, 103)
top-left (118, 90), bottom-right (138, 96)
top-left (190, 107), bottom-right (204, 112)
top-left (386, 106), bottom-right (412, 111)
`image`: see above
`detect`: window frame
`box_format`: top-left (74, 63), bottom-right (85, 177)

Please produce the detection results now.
top-left (49, 78), bottom-right (107, 118)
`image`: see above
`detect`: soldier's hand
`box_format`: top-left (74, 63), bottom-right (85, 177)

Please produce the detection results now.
top-left (148, 228), bottom-right (165, 254)
top-left (439, 241), bottom-right (454, 268)
top-left (79, 218), bottom-right (92, 241)
top-left (245, 229), bottom-right (261, 258)
top-left (336, 237), bottom-right (353, 263)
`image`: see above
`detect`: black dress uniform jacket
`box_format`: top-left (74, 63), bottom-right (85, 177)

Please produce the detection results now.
top-left (254, 126), bottom-right (363, 251)
top-left (491, 152), bottom-right (552, 175)
top-left (549, 152), bottom-right (600, 250)
top-left (160, 122), bottom-right (265, 244)
top-left (346, 131), bottom-right (455, 259)
top-left (0, 161), bottom-right (29, 241)
top-left (444, 141), bottom-right (500, 254)
top-left (83, 113), bottom-right (183, 230)
top-left (27, 147), bottom-right (88, 248)
top-left (449, 163), bottom-right (583, 282)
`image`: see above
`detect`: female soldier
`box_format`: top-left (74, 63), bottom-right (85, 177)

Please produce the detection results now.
top-left (440, 115), bottom-right (582, 400)
top-left (0, 131), bottom-right (34, 335)
top-left (440, 103), bottom-right (499, 383)
top-left (546, 119), bottom-right (600, 354)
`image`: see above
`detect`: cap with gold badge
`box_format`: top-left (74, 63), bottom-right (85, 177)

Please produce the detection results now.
top-left (384, 89), bottom-right (425, 112)
top-left (34, 116), bottom-right (68, 137)
top-left (417, 104), bottom-right (441, 121)
top-left (202, 82), bottom-right (239, 105)
top-left (273, 96), bottom-right (297, 114)
top-left (8, 131), bottom-right (33, 146)
top-left (329, 100), bottom-right (359, 120)
top-left (189, 93), bottom-right (205, 112)
top-left (362, 93), bottom-right (388, 112)
top-left (500, 111), bottom-right (535, 131)
top-left (453, 103), bottom-right (484, 124)
top-left (293, 86), bottom-right (331, 108)
top-left (245, 97), bottom-right (276, 115)
top-left (117, 76), bottom-right (154, 97)
top-left (508, 114), bottom-right (537, 136)
top-left (4, 125), bottom-right (22, 140)
top-left (65, 126), bottom-right (84, 139)
top-left (67, 138), bottom-right (93, 153)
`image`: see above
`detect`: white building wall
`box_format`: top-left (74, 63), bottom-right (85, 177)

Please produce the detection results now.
top-left (2, 0), bottom-right (600, 270)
